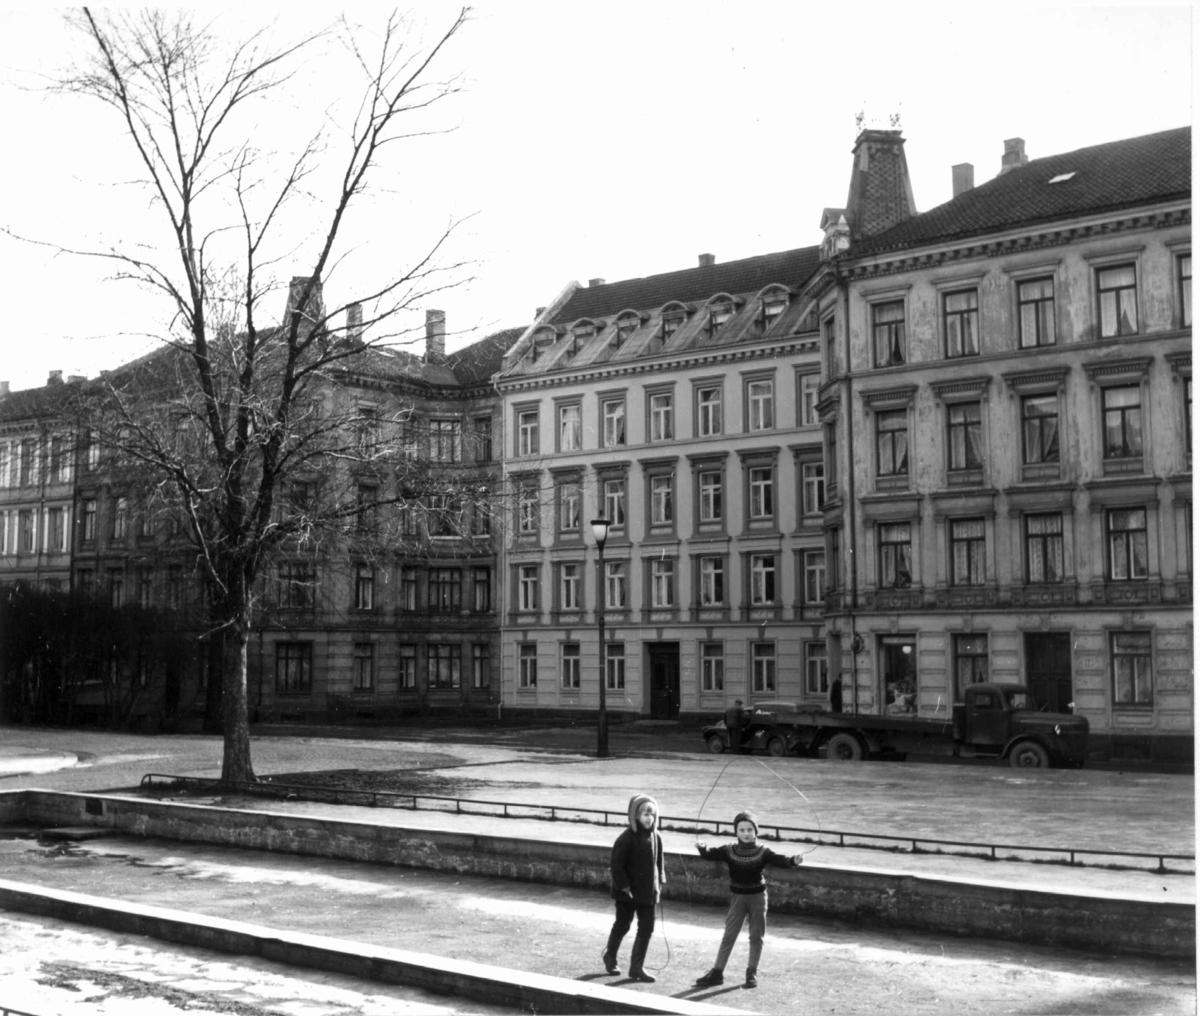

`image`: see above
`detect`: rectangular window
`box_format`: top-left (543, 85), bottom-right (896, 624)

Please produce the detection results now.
top-left (398, 645), bottom-right (417, 689)
top-left (701, 642), bottom-right (724, 692)
top-left (18, 510), bottom-right (33, 553)
top-left (0, 443), bottom-right (8, 488)
top-left (650, 474), bottom-right (673, 525)
top-left (650, 392), bottom-right (674, 442)
top-left (112, 497), bottom-right (128, 540)
top-left (699, 556), bottom-right (724, 606)
top-left (472, 644), bottom-right (489, 689)
top-left (517, 409), bottom-right (539, 456)
top-left (1018, 277), bottom-right (1056, 348)
top-left (519, 643), bottom-right (538, 689)
top-left (136, 567), bottom-right (153, 609)
top-left (803, 550), bottom-right (826, 605)
top-left (559, 562), bottom-right (581, 610)
top-left (519, 564), bottom-right (540, 611)
top-left (943, 289), bottom-right (979, 357)
top-left (428, 568), bottom-right (461, 612)
top-left (77, 568), bottom-right (95, 598)
top-left (1022, 395), bottom-right (1060, 464)
top-left (697, 386), bottom-right (722, 436)
top-left (1025, 513), bottom-right (1064, 583)
top-left (87, 432), bottom-right (100, 471)
top-left (275, 642), bottom-right (312, 695)
top-left (49, 436), bottom-right (65, 482)
top-left (353, 563), bottom-right (375, 610)
top-left (954, 634), bottom-right (989, 698)
top-left (802, 461), bottom-right (825, 515)
top-left (400, 568), bottom-right (418, 611)
top-left (473, 566), bottom-right (491, 612)
top-left (605, 561), bottom-right (626, 609)
top-left (804, 641), bottom-right (828, 695)
top-left (606, 641), bottom-right (625, 690)
top-left (603, 478), bottom-right (626, 529)
top-left (561, 642), bottom-right (581, 689)
top-left (698, 470), bottom-right (722, 523)
top-left (876, 410), bottom-right (909, 476)
top-left (50, 507), bottom-right (66, 551)
top-left (166, 566), bottom-right (182, 610)
top-left (1097, 263), bottom-right (1139, 337)
top-left (1108, 509), bottom-right (1148, 580)
top-left (558, 404), bottom-right (581, 451)
top-left (19, 438), bottom-right (34, 486)
top-left (353, 643), bottom-right (375, 692)
top-left (355, 407), bottom-right (379, 457)
top-left (356, 485), bottom-right (378, 534)
top-left (950, 518), bottom-right (987, 586)
top-left (1103, 385), bottom-right (1143, 458)
top-left (747, 379), bottom-right (774, 431)
top-left (518, 482), bottom-right (540, 535)
top-left (603, 399), bottom-right (626, 447)
top-left (651, 558), bottom-right (674, 608)
top-left (947, 402), bottom-right (983, 471)
top-left (558, 483), bottom-right (581, 533)
top-left (278, 562), bottom-right (312, 608)
top-left (878, 523), bottom-right (912, 588)
top-left (749, 466), bottom-right (774, 520)
top-left (429, 420), bottom-right (461, 463)
top-left (873, 301), bottom-right (906, 367)
top-left (473, 417), bottom-right (493, 463)
top-left (1111, 631), bottom-right (1152, 706)
top-left (752, 642), bottom-right (776, 693)
top-left (800, 373), bottom-right (821, 426)
top-left (429, 644), bottom-right (461, 689)
top-left (750, 553), bottom-right (776, 604)
top-left (1180, 254), bottom-right (1192, 329)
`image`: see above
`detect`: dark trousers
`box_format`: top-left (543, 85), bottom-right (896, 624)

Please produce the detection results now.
top-left (605, 899), bottom-right (656, 967)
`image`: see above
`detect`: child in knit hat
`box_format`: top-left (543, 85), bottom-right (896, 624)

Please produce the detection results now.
top-left (694, 809), bottom-right (802, 989)
top-left (602, 793), bottom-right (665, 983)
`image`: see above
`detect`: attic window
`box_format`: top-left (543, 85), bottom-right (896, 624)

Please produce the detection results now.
top-left (758, 288), bottom-right (790, 333)
top-left (573, 322), bottom-right (595, 341)
top-left (614, 312), bottom-right (640, 348)
top-left (708, 298), bottom-right (735, 334)
top-left (661, 303), bottom-right (689, 340)
top-left (1048, 172), bottom-right (1076, 184)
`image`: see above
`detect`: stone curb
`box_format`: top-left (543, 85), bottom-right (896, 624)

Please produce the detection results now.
top-left (0, 878), bottom-right (751, 1016)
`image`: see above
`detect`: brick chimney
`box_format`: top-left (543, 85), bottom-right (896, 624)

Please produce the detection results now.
top-left (284, 276), bottom-right (324, 329)
top-left (844, 128), bottom-right (917, 241)
top-left (425, 309), bottom-right (446, 363)
top-left (0, 382), bottom-right (9, 396)
top-left (47, 370), bottom-right (63, 386)
top-left (952, 163), bottom-right (974, 197)
top-left (1000, 138), bottom-right (1028, 175)
top-left (698, 253), bottom-right (716, 268)
top-left (588, 278), bottom-right (606, 288)
top-left (346, 303), bottom-right (363, 343)
top-left (68, 375), bottom-right (85, 384)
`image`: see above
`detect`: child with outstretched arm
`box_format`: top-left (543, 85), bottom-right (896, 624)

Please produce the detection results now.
top-left (601, 793), bottom-right (665, 983)
top-left (694, 810), bottom-right (802, 989)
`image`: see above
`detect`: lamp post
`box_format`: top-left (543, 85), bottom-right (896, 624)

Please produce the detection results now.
top-left (591, 517), bottom-right (611, 759)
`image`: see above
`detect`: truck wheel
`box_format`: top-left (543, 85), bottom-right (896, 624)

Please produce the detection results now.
top-left (1009, 741), bottom-right (1050, 769)
top-left (767, 736), bottom-right (786, 757)
top-left (706, 734), bottom-right (726, 754)
top-left (826, 732), bottom-right (863, 761)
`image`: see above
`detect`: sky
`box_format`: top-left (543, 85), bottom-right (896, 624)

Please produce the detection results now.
top-left (0, 3), bottom-right (1193, 393)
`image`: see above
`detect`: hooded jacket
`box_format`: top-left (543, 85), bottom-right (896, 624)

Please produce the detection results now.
top-left (610, 793), bottom-right (666, 905)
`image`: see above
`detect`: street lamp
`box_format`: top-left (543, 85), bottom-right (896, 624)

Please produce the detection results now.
top-left (591, 517), bottom-right (611, 759)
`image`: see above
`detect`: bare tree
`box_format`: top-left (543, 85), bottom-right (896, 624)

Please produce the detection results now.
top-left (46, 7), bottom-right (472, 782)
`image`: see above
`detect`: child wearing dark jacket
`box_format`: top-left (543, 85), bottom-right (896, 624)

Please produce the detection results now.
top-left (694, 810), bottom-right (802, 989)
top-left (602, 793), bottom-right (665, 983)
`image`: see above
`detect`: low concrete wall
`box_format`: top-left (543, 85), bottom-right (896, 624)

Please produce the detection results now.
top-left (2, 789), bottom-right (1193, 959)
top-left (0, 878), bottom-right (745, 1016)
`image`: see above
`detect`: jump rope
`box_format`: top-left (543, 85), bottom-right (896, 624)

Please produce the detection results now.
top-left (641, 753), bottom-right (824, 975)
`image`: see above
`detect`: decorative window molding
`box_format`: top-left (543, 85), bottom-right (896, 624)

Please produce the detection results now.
top-left (931, 376), bottom-right (991, 404)
top-left (1002, 366), bottom-right (1069, 396)
top-left (861, 384), bottom-right (918, 414)
top-left (1082, 356), bottom-right (1152, 387)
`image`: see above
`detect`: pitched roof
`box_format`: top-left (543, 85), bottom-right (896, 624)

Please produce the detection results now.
top-left (852, 126), bottom-right (1191, 257)
top-left (0, 380), bottom-right (83, 424)
top-left (447, 327), bottom-right (525, 385)
top-left (550, 246), bottom-right (823, 325)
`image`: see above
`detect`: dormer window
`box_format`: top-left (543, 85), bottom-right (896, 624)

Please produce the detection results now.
top-left (707, 297), bottom-right (736, 335)
top-left (530, 326), bottom-right (558, 362)
top-left (614, 311), bottom-right (640, 348)
top-left (661, 303), bottom-right (689, 341)
top-left (758, 287), bottom-right (790, 334)
top-left (573, 321), bottom-right (596, 342)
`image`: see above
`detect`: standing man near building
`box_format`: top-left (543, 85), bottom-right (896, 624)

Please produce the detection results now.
top-left (725, 699), bottom-right (747, 753)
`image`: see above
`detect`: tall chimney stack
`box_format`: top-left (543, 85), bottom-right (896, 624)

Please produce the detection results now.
top-left (1000, 138), bottom-right (1028, 175)
top-left (844, 128), bottom-right (917, 240)
top-left (284, 276), bottom-right (324, 329)
top-left (0, 382), bottom-right (9, 396)
top-left (346, 303), bottom-right (363, 343)
top-left (47, 370), bottom-right (63, 386)
top-left (425, 309), bottom-right (446, 363)
top-left (952, 163), bottom-right (974, 197)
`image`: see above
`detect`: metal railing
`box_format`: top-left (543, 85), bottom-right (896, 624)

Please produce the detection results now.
top-left (138, 773), bottom-right (1194, 875)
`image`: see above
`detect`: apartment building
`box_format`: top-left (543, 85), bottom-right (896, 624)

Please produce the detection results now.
top-left (805, 127), bottom-right (1191, 758)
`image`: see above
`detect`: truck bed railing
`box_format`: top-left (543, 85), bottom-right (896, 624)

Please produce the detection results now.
top-left (138, 773), bottom-right (1195, 875)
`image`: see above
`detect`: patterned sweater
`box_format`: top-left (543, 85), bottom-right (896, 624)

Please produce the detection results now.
top-left (696, 841), bottom-right (799, 895)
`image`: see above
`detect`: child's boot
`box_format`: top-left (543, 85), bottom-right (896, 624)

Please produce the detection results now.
top-left (628, 935), bottom-right (656, 982)
top-left (695, 967), bottom-right (724, 987)
top-left (745, 967), bottom-right (758, 988)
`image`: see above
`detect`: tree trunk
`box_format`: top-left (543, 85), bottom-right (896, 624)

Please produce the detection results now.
top-left (219, 624), bottom-right (256, 783)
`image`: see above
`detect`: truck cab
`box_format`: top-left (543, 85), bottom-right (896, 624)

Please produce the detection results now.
top-left (955, 683), bottom-right (1089, 767)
